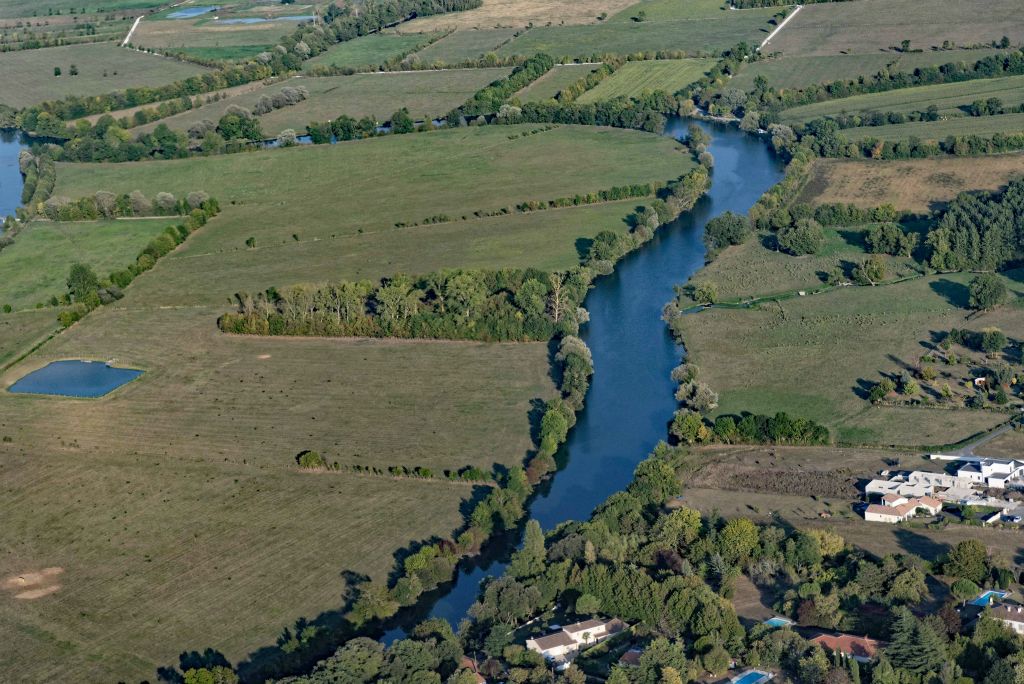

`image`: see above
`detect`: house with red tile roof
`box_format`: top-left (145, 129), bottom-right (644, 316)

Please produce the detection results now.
top-left (864, 494), bottom-right (941, 523)
top-left (810, 633), bottom-right (884, 663)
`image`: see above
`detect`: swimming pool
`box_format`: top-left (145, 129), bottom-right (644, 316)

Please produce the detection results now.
top-left (972, 590), bottom-right (1009, 606)
top-left (763, 616), bottom-right (793, 628)
top-left (8, 360), bottom-right (143, 397)
top-left (732, 670), bottom-right (773, 684)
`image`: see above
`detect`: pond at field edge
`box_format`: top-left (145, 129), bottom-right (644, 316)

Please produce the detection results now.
top-left (8, 360), bottom-right (143, 397)
top-left (0, 129), bottom-right (28, 222)
top-left (166, 6), bottom-right (218, 19)
top-left (215, 15), bottom-right (314, 24)
top-left (378, 118), bottom-right (785, 641)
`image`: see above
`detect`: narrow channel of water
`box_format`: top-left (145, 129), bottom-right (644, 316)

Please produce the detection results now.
top-left (0, 130), bottom-right (28, 221)
top-left (382, 118), bottom-right (785, 640)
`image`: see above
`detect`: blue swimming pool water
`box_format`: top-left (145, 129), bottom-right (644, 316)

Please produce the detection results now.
top-left (9, 360), bottom-right (143, 397)
top-left (733, 671), bottom-right (770, 684)
top-left (764, 617), bottom-right (793, 627)
top-left (167, 6), bottom-right (218, 19)
top-left (216, 15), bottom-right (314, 24)
top-left (972, 590), bottom-right (1008, 606)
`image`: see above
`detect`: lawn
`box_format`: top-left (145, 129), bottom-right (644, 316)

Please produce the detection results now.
top-left (576, 58), bottom-right (716, 102)
top-left (795, 155), bottom-right (1024, 213)
top-left (727, 48), bottom-right (1010, 92)
top-left (768, 0), bottom-right (1024, 56)
top-left (781, 74), bottom-right (1024, 123)
top-left (674, 268), bottom-right (1018, 446)
top-left (0, 44), bottom-right (212, 109)
top-left (497, 10), bottom-right (777, 58)
top-left (0, 218), bottom-right (173, 311)
top-left (839, 112), bottom-right (1024, 142)
top-left (54, 124), bottom-right (692, 304)
top-left (411, 27), bottom-right (520, 63)
top-left (303, 32), bottom-right (440, 71)
top-left (135, 68), bottom-right (513, 136)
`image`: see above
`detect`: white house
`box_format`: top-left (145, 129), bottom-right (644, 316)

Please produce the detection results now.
top-left (955, 459), bottom-right (1024, 489)
top-left (864, 494), bottom-right (942, 523)
top-left (525, 618), bottom-right (626, 662)
top-left (993, 605), bottom-right (1024, 635)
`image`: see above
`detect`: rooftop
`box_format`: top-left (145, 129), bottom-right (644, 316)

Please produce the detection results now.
top-left (811, 633), bottom-right (883, 659)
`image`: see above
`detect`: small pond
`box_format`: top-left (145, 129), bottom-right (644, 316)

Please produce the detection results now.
top-left (167, 6), bottom-right (218, 19)
top-left (9, 360), bottom-right (143, 397)
top-left (215, 15), bottom-right (314, 24)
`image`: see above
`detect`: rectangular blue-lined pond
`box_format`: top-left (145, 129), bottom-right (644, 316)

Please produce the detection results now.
top-left (8, 360), bottom-right (143, 397)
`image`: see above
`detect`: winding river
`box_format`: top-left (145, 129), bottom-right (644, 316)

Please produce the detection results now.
top-left (383, 118), bottom-right (785, 639)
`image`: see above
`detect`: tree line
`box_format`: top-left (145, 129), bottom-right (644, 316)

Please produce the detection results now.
top-left (926, 178), bottom-right (1024, 271)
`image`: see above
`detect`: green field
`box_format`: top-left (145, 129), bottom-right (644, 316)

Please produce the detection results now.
top-left (131, 13), bottom-right (301, 51)
top-left (727, 49), bottom-right (1010, 92)
top-left (0, 44), bottom-right (212, 109)
top-left (411, 27), bottom-right (519, 63)
top-left (498, 10), bottom-right (778, 58)
top-left (781, 74), bottom-right (1024, 123)
top-left (768, 0), bottom-right (1024, 56)
top-left (840, 111), bottom-right (1024, 142)
top-left (607, 0), bottom-right (739, 23)
top-left (0, 310), bottom-right (57, 368)
top-left (136, 68), bottom-right (512, 136)
top-left (0, 219), bottom-right (172, 311)
top-left (0, 11), bottom-right (135, 50)
top-left (54, 124), bottom-right (692, 304)
top-left (0, 0), bottom-right (163, 19)
top-left (303, 32), bottom-right (441, 71)
top-left (514, 63), bottom-right (602, 102)
top-left (576, 58), bottom-right (716, 102)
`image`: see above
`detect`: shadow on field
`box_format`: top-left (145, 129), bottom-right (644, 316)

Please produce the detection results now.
top-left (575, 237), bottom-right (594, 262)
top-left (929, 278), bottom-right (970, 308)
top-left (893, 528), bottom-right (950, 559)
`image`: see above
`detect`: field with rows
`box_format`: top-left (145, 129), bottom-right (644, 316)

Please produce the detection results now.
top-left (577, 58), bottom-right (716, 103)
top-left (410, 27), bottom-right (519, 63)
top-left (303, 32), bottom-right (440, 70)
top-left (841, 111), bottom-right (1024, 142)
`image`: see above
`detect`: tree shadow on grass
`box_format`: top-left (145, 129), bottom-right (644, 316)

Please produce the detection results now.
top-left (575, 237), bottom-right (593, 263)
top-left (892, 528), bottom-right (950, 560)
top-left (852, 377), bottom-right (876, 400)
top-left (929, 278), bottom-right (970, 308)
top-left (837, 229), bottom-right (867, 249)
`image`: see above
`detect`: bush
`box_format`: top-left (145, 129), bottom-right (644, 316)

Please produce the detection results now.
top-left (777, 218), bottom-right (824, 256)
top-left (296, 450), bottom-right (326, 469)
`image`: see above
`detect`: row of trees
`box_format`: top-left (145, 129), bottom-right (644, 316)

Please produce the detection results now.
top-left (459, 53), bottom-right (555, 116)
top-left (40, 189), bottom-right (209, 221)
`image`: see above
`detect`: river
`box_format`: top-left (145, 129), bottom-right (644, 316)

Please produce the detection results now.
top-left (381, 118), bottom-right (785, 640)
top-left (0, 130), bottom-right (28, 221)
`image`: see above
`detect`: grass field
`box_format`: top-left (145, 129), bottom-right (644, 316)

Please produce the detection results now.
top-left (0, 11), bottom-right (136, 50)
top-left (781, 74), bottom-right (1024, 123)
top-left (0, 44), bottom-right (212, 109)
top-left (131, 14), bottom-right (300, 52)
top-left (54, 124), bottom-right (692, 304)
top-left (675, 271), bottom-right (1018, 445)
top-left (840, 111), bottom-right (1024, 142)
top-left (768, 0), bottom-right (1024, 56)
top-left (796, 154), bottom-right (1024, 213)
top-left (576, 58), bottom-right (716, 102)
top-left (514, 63), bottom-right (601, 102)
top-left (0, 219), bottom-right (173, 311)
top-left (400, 0), bottom-right (639, 31)
top-left (0, 0), bottom-right (162, 19)
top-left (728, 48), bottom-right (1010, 92)
top-left (608, 0), bottom-right (737, 23)
top-left (135, 68), bottom-right (512, 136)
top-left (303, 32), bottom-right (440, 71)
top-left (497, 10), bottom-right (777, 58)
top-left (0, 310), bottom-right (58, 369)
top-left (411, 27), bottom-right (519, 63)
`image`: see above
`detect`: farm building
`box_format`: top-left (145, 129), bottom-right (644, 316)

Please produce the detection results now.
top-left (864, 494), bottom-right (941, 523)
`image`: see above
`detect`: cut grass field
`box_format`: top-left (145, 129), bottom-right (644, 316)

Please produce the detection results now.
top-left (497, 10), bottom-right (777, 58)
top-left (0, 0), bottom-right (162, 19)
top-left (303, 32), bottom-right (440, 71)
top-left (411, 27), bottom-right (519, 63)
top-left (780, 74), bottom-right (1024, 124)
top-left (675, 270), bottom-right (1017, 446)
top-left (607, 0), bottom-right (738, 23)
top-left (53, 124), bottom-right (693, 304)
top-left (0, 310), bottom-right (57, 369)
top-left (0, 44), bottom-right (212, 109)
top-left (0, 218), bottom-right (173, 311)
top-left (136, 69), bottom-right (513, 136)
top-left (796, 154), bottom-right (1024, 213)
top-left (840, 112), bottom-right (1024, 142)
top-left (514, 63), bottom-right (601, 102)
top-left (131, 14), bottom-right (298, 51)
top-left (576, 58), bottom-right (716, 103)
top-left (727, 48), bottom-right (1010, 92)
top-left (767, 0), bottom-right (1024, 57)
top-left (400, 0), bottom-right (639, 31)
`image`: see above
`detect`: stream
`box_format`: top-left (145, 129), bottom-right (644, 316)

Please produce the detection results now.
top-left (0, 130), bottom-right (28, 222)
top-left (382, 118), bottom-right (785, 640)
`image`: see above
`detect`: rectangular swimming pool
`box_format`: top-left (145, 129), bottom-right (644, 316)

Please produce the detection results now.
top-left (732, 670), bottom-right (773, 684)
top-left (972, 590), bottom-right (1009, 606)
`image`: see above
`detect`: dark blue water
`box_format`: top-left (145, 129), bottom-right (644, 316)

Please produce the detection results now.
top-left (0, 130), bottom-right (27, 220)
top-left (382, 119), bottom-right (784, 640)
top-left (9, 360), bottom-right (144, 397)
top-left (216, 15), bottom-right (314, 24)
top-left (167, 6), bottom-right (218, 19)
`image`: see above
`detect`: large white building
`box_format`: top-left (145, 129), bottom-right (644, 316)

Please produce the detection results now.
top-left (525, 618), bottom-right (626, 663)
top-left (954, 459), bottom-right (1024, 489)
top-left (993, 605), bottom-right (1024, 635)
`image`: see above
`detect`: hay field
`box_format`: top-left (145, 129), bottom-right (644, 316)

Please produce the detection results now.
top-left (131, 14), bottom-right (299, 52)
top-left (768, 0), bottom-right (1024, 56)
top-left (0, 0), bottom-right (162, 18)
top-left (400, 0), bottom-right (640, 31)
top-left (0, 310), bottom-right (57, 368)
top-left (796, 155), bottom-right (1024, 213)
top-left (727, 48), bottom-right (1009, 92)
top-left (53, 125), bottom-right (692, 304)
top-left (497, 9), bottom-right (777, 58)
top-left (0, 218), bottom-right (173, 311)
top-left (411, 28), bottom-right (519, 63)
top-left (607, 0), bottom-right (737, 23)
top-left (576, 58), bottom-right (716, 102)
top-left (781, 74), bottom-right (1024, 123)
top-left (515, 63), bottom-right (601, 102)
top-left (135, 69), bottom-right (512, 136)
top-left (674, 271), bottom-right (1018, 446)
top-left (840, 112), bottom-right (1024, 143)
top-left (0, 44), bottom-right (212, 109)
top-left (303, 33), bottom-right (440, 70)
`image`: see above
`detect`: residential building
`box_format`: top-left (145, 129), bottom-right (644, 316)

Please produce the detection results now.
top-left (810, 633), bottom-right (884, 663)
top-left (525, 617), bottom-right (627, 662)
top-left (955, 459), bottom-right (1024, 489)
top-left (525, 631), bottom-right (577, 662)
top-left (618, 648), bottom-right (643, 667)
top-left (993, 605), bottom-right (1024, 635)
top-left (864, 494), bottom-right (941, 523)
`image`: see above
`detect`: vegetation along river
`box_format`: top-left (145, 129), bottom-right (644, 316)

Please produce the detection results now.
top-left (383, 118), bottom-right (785, 640)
